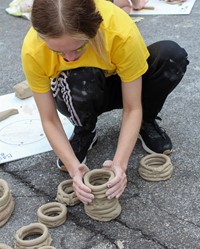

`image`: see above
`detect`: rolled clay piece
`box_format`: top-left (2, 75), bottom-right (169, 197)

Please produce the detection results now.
top-left (0, 243), bottom-right (13, 249)
top-left (13, 80), bottom-right (32, 99)
top-left (0, 109), bottom-right (18, 121)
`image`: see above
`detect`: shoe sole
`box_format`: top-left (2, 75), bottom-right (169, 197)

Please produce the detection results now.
top-left (57, 133), bottom-right (98, 172)
top-left (138, 134), bottom-right (172, 155)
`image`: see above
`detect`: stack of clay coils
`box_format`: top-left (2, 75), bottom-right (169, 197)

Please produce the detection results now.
top-left (139, 153), bottom-right (173, 181)
top-left (83, 169), bottom-right (122, 222)
top-left (0, 179), bottom-right (15, 227)
top-left (0, 243), bottom-right (13, 249)
top-left (56, 179), bottom-right (80, 206)
top-left (15, 223), bottom-right (52, 249)
top-left (37, 202), bottom-right (67, 228)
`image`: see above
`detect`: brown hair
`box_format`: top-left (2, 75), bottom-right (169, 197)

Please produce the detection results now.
top-left (31, 0), bottom-right (107, 62)
top-left (31, 0), bottom-right (103, 39)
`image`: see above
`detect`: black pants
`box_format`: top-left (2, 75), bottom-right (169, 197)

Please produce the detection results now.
top-left (51, 40), bottom-right (189, 131)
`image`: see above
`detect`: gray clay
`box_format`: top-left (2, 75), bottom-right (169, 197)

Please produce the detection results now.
top-left (0, 243), bottom-right (13, 249)
top-left (15, 223), bottom-right (52, 249)
top-left (139, 153), bottom-right (173, 181)
top-left (56, 179), bottom-right (80, 206)
top-left (13, 80), bottom-right (32, 99)
top-left (37, 202), bottom-right (67, 228)
top-left (0, 109), bottom-right (18, 121)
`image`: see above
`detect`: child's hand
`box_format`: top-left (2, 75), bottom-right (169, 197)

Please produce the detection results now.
top-left (103, 160), bottom-right (127, 199)
top-left (131, 0), bottom-right (148, 10)
top-left (72, 163), bottom-right (94, 204)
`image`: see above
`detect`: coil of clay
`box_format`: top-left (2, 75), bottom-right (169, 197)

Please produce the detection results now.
top-left (139, 153), bottom-right (173, 181)
top-left (0, 243), bottom-right (13, 249)
top-left (56, 179), bottom-right (80, 206)
top-left (37, 202), bottom-right (67, 228)
top-left (83, 169), bottom-right (122, 222)
top-left (15, 222), bottom-right (52, 249)
top-left (0, 179), bottom-right (15, 227)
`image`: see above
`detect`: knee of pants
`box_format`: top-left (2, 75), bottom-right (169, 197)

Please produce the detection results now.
top-left (51, 67), bottom-right (107, 115)
top-left (148, 40), bottom-right (189, 62)
top-left (147, 40), bottom-right (189, 81)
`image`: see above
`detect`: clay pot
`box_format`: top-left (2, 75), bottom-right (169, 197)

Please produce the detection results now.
top-left (15, 223), bottom-right (52, 249)
top-left (56, 179), bottom-right (80, 206)
top-left (139, 153), bottom-right (173, 181)
top-left (37, 202), bottom-right (67, 228)
top-left (83, 169), bottom-right (122, 222)
top-left (0, 179), bottom-right (15, 227)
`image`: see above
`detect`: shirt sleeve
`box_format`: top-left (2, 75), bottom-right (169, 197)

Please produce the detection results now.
top-left (111, 23), bottom-right (150, 83)
top-left (22, 53), bottom-right (51, 93)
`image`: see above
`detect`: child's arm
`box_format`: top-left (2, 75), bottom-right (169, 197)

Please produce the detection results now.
top-left (113, 0), bottom-right (132, 14)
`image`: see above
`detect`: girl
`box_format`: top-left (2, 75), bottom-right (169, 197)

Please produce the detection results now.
top-left (22, 0), bottom-right (188, 204)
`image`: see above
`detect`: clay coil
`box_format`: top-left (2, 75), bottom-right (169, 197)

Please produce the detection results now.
top-left (0, 197), bottom-right (15, 227)
top-left (56, 179), bottom-right (80, 206)
top-left (84, 169), bottom-right (121, 221)
top-left (0, 192), bottom-right (12, 212)
top-left (84, 169), bottom-right (115, 191)
top-left (0, 243), bottom-right (13, 249)
top-left (37, 202), bottom-right (67, 228)
top-left (0, 179), bottom-right (15, 227)
top-left (139, 153), bottom-right (173, 181)
top-left (15, 222), bottom-right (52, 249)
top-left (0, 109), bottom-right (18, 121)
top-left (0, 179), bottom-right (10, 207)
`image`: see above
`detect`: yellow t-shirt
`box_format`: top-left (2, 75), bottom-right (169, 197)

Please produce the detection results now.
top-left (21, 0), bottom-right (149, 93)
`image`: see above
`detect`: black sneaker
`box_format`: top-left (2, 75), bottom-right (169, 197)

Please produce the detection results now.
top-left (138, 118), bottom-right (172, 155)
top-left (57, 129), bottom-right (97, 171)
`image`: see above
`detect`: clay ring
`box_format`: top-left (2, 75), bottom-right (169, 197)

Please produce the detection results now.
top-left (84, 169), bottom-right (115, 192)
top-left (15, 222), bottom-right (52, 249)
top-left (56, 179), bottom-right (80, 206)
top-left (139, 153), bottom-right (173, 181)
top-left (0, 179), bottom-right (10, 207)
top-left (0, 243), bottom-right (13, 249)
top-left (0, 179), bottom-right (15, 227)
top-left (37, 202), bottom-right (67, 228)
